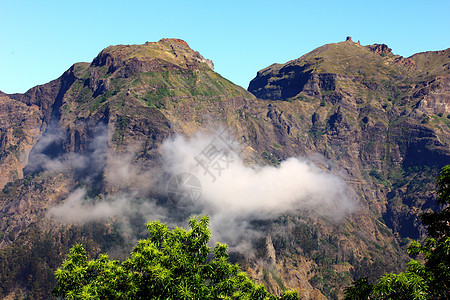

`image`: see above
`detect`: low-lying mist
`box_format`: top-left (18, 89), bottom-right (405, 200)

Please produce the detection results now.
top-left (35, 125), bottom-right (355, 251)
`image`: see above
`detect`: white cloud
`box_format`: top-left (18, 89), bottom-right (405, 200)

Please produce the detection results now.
top-left (45, 128), bottom-right (355, 251)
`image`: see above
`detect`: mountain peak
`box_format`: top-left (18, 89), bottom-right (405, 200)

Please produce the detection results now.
top-left (90, 38), bottom-right (213, 75)
top-left (248, 40), bottom-right (408, 98)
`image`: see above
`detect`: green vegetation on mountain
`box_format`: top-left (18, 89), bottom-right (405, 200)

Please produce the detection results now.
top-left (56, 39), bottom-right (254, 152)
top-left (257, 41), bottom-right (409, 83)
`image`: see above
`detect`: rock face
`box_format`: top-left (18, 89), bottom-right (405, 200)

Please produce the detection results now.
top-left (248, 40), bottom-right (450, 240)
top-left (0, 93), bottom-right (42, 189)
top-left (365, 43), bottom-right (392, 56)
top-left (0, 38), bottom-right (449, 299)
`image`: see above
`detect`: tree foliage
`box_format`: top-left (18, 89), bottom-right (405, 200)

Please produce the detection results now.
top-left (53, 216), bottom-right (299, 300)
top-left (345, 165), bottom-right (450, 299)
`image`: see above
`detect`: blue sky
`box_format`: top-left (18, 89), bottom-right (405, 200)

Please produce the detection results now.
top-left (1, 0), bottom-right (449, 93)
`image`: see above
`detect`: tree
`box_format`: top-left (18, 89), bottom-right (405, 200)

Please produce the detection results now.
top-left (344, 165), bottom-right (450, 299)
top-left (53, 216), bottom-right (299, 300)
top-left (343, 277), bottom-right (372, 300)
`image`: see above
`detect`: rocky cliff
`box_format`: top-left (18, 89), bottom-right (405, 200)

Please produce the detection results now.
top-left (248, 39), bottom-right (450, 240)
top-left (0, 38), bottom-right (448, 299)
top-left (0, 93), bottom-right (42, 189)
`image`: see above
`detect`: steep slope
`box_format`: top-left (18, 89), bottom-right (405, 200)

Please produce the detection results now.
top-left (0, 38), bottom-right (448, 299)
top-left (0, 93), bottom-right (42, 189)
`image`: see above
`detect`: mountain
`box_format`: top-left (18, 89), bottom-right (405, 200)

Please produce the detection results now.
top-left (0, 38), bottom-right (449, 299)
top-left (248, 38), bottom-right (450, 240)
